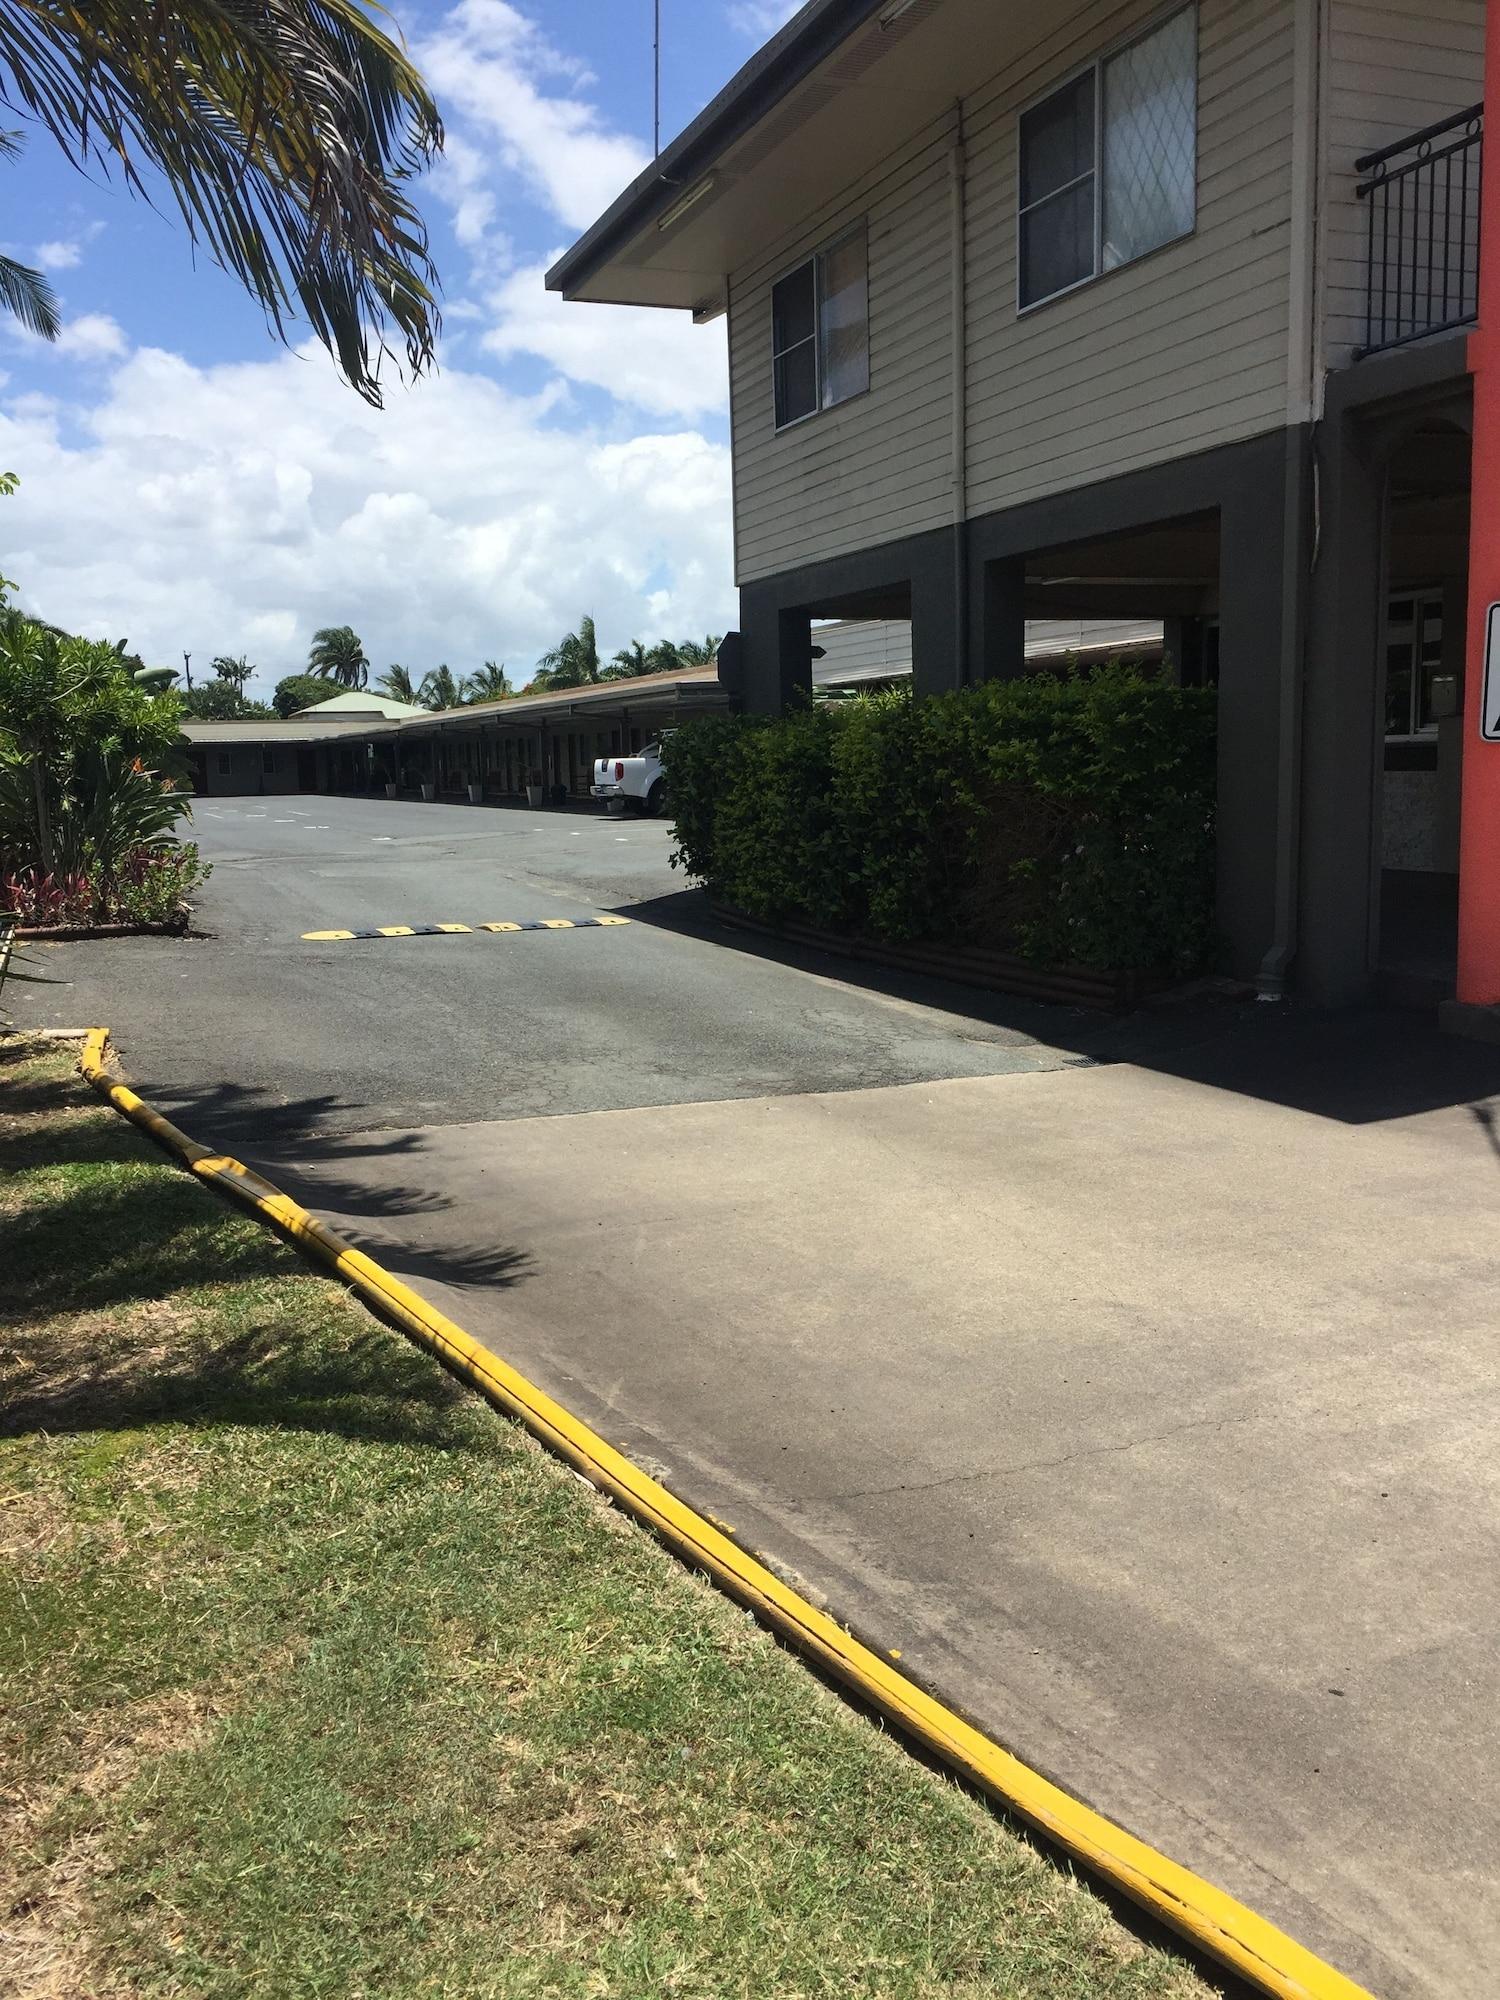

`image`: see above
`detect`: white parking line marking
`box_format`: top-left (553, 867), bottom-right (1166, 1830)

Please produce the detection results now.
top-left (614, 837), bottom-right (628, 843)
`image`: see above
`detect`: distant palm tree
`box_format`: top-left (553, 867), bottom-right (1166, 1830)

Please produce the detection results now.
top-left (465, 661), bottom-right (512, 704)
top-left (210, 654), bottom-right (254, 693)
top-left (308, 625), bottom-right (368, 689)
top-left (0, 2), bottom-right (441, 401)
top-left (601, 639), bottom-right (650, 682)
top-left (533, 614), bottom-right (600, 690)
top-left (674, 634), bottom-right (723, 667)
top-left (375, 664), bottom-right (421, 705)
top-left (419, 664), bottom-right (461, 711)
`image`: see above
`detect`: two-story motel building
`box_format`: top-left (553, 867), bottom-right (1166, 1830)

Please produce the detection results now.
top-left (548, 0), bottom-right (1495, 1013)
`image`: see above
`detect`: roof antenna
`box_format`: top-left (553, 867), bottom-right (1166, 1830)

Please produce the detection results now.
top-left (653, 0), bottom-right (661, 155)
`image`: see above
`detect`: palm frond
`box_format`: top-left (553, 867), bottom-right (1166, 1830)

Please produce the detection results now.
top-left (0, 1), bottom-right (444, 403)
top-left (0, 250), bottom-right (58, 338)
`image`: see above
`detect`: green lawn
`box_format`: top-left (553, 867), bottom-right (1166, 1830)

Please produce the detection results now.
top-left (0, 1038), bottom-right (1218, 2000)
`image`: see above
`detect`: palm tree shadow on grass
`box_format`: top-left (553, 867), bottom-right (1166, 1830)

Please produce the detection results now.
top-left (5, 1069), bottom-right (536, 1300)
top-left (6, 1062), bottom-right (530, 1449)
top-left (1, 1317), bottom-right (490, 1453)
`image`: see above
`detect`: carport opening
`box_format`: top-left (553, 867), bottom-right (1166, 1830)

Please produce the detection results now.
top-left (1019, 512), bottom-right (1216, 685)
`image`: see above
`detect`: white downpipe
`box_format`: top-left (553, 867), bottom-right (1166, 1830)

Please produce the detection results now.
top-left (1259, 0), bottom-right (1324, 998)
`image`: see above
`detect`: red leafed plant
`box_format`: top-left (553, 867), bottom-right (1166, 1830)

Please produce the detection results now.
top-left (1, 866), bottom-right (96, 926)
top-left (1, 846), bottom-right (207, 927)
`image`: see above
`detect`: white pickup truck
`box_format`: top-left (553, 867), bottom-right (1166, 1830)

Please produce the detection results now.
top-left (591, 740), bottom-right (668, 816)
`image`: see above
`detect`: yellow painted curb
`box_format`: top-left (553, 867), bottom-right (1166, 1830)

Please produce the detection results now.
top-left (76, 1027), bottom-right (1376, 2000)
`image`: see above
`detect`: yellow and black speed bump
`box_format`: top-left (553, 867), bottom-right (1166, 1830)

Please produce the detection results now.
top-left (302, 917), bottom-right (633, 942)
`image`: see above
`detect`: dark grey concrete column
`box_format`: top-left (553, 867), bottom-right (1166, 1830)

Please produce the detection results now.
top-left (975, 554), bottom-right (1027, 682)
top-left (739, 586), bottom-right (812, 714)
top-left (1297, 419), bottom-right (1386, 1005)
top-left (1216, 450), bottom-right (1298, 984)
top-left (911, 554), bottom-right (961, 699)
top-left (1162, 615), bottom-right (1209, 686)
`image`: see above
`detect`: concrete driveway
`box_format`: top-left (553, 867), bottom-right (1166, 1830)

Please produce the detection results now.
top-left (19, 795), bottom-right (1500, 2000)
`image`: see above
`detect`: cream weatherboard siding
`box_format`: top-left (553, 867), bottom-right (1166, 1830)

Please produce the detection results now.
top-left (1320, 0), bottom-right (1483, 367)
top-left (726, 0), bottom-right (1300, 586)
top-left (727, 114), bottom-right (960, 587)
top-left (964, 0), bottom-right (1295, 517)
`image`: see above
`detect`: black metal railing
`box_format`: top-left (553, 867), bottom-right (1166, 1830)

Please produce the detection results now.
top-left (1356, 102), bottom-right (1482, 356)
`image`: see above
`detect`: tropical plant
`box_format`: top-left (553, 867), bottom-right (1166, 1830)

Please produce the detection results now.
top-left (375, 664), bottom-right (421, 704)
top-left (272, 672), bottom-right (331, 717)
top-left (533, 615), bottom-right (600, 691)
top-left (307, 625), bottom-right (368, 688)
top-left (0, 1), bottom-right (442, 401)
top-left (3, 844), bottom-right (209, 928)
top-left (419, 664), bottom-right (460, 710)
top-left (0, 613), bottom-right (182, 875)
top-left (465, 661), bottom-right (511, 704)
top-left (211, 654), bottom-right (255, 692)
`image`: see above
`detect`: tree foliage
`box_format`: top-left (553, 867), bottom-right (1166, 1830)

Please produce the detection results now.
top-left (0, 611), bottom-right (189, 882)
top-left (465, 661), bottom-right (511, 704)
top-left (532, 621), bottom-right (723, 692)
top-left (0, 1), bottom-right (442, 401)
top-left (531, 615), bottom-right (600, 692)
top-left (307, 625), bottom-right (368, 687)
top-left (183, 681), bottom-right (274, 720)
top-left (211, 654), bottom-right (255, 692)
top-left (272, 672), bottom-right (332, 717)
top-left (375, 664), bottom-right (420, 705)
top-left (0, 132), bottom-right (59, 339)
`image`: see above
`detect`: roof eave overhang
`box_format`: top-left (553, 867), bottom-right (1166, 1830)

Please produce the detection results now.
top-left (545, 0), bottom-right (883, 302)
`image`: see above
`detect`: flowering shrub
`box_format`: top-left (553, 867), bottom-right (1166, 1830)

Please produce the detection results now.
top-left (2, 843), bottom-right (210, 927)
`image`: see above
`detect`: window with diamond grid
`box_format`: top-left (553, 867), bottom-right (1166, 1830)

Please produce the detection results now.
top-left (1019, 6), bottom-right (1197, 310)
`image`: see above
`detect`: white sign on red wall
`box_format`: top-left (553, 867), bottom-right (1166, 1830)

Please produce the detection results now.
top-left (1484, 602), bottom-right (1500, 741)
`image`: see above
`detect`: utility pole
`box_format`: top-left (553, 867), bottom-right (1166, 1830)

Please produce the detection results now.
top-left (182, 650), bottom-right (193, 690)
top-left (653, 0), bottom-right (660, 156)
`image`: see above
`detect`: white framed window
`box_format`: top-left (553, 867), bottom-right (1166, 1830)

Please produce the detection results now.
top-left (1018, 6), bottom-right (1197, 311)
top-left (771, 223), bottom-right (869, 429)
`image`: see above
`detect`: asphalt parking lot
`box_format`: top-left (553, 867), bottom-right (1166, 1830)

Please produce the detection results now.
top-left (19, 793), bottom-right (1500, 2000)
top-left (21, 793), bottom-right (1082, 1135)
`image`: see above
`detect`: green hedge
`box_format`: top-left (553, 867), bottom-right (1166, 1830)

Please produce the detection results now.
top-left (661, 664), bottom-right (1217, 974)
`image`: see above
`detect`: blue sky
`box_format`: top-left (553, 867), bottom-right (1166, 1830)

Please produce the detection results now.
top-left (0, 0), bottom-right (799, 697)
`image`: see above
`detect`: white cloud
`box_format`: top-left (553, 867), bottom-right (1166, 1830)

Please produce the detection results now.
top-left (417, 0), bottom-right (648, 234)
top-left (31, 220), bottom-right (104, 272)
top-left (428, 132), bottom-right (505, 256)
top-left (728, 1), bottom-right (804, 37)
top-left (55, 314), bottom-right (129, 361)
top-left (0, 341), bottom-right (734, 695)
top-left (482, 262), bottom-right (727, 420)
top-left (5, 311), bottom-right (130, 363)
top-left (34, 239), bottom-right (82, 272)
